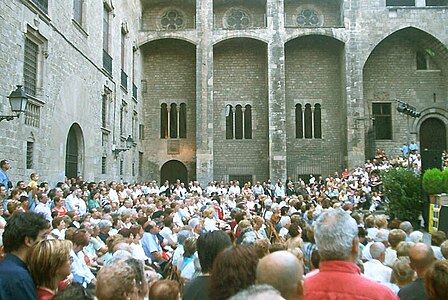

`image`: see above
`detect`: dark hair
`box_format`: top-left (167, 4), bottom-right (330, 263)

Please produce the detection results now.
top-left (19, 195), bottom-right (29, 203)
top-left (197, 230), bottom-right (232, 273)
top-left (209, 245), bottom-right (259, 300)
top-left (163, 216), bottom-right (174, 227)
top-left (0, 160), bottom-right (9, 168)
top-left (53, 283), bottom-right (95, 300)
top-left (3, 211), bottom-right (50, 252)
top-left (118, 228), bottom-right (131, 238)
top-left (72, 229), bottom-right (90, 247)
top-left (183, 237), bottom-right (197, 258)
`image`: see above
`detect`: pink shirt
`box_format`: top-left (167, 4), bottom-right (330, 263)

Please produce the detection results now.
top-left (304, 260), bottom-right (398, 300)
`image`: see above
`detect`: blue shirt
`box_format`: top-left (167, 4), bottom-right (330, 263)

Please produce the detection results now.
top-left (70, 249), bottom-right (95, 288)
top-left (141, 232), bottom-right (161, 261)
top-left (0, 253), bottom-right (38, 300)
top-left (0, 169), bottom-right (8, 190)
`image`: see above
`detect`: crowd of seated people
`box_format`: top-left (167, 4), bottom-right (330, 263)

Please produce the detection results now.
top-left (0, 152), bottom-right (447, 300)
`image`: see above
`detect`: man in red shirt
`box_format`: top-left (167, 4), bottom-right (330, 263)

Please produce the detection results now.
top-left (304, 209), bottom-right (398, 300)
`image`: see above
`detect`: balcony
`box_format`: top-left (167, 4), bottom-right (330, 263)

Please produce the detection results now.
top-left (132, 83), bottom-right (138, 101)
top-left (121, 70), bottom-right (128, 91)
top-left (103, 50), bottom-right (113, 76)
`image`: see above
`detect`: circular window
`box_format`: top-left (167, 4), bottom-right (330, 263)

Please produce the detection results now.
top-left (224, 8), bottom-right (251, 29)
top-left (296, 9), bottom-right (320, 27)
top-left (160, 10), bottom-right (184, 30)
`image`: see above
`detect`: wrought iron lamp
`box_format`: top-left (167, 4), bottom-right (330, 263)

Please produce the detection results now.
top-left (113, 135), bottom-right (133, 156)
top-left (0, 85), bottom-right (27, 122)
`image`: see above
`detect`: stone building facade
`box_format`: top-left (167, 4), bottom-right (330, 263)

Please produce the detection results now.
top-left (0, 0), bottom-right (447, 186)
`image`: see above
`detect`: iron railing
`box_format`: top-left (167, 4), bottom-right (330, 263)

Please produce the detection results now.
top-left (103, 50), bottom-right (113, 76)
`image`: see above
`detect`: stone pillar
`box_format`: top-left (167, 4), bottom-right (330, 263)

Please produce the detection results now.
top-left (267, 0), bottom-right (287, 181)
top-left (345, 5), bottom-right (365, 169)
top-left (195, 0), bottom-right (214, 184)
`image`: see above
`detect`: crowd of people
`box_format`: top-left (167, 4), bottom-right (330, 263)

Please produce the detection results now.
top-left (0, 148), bottom-right (448, 300)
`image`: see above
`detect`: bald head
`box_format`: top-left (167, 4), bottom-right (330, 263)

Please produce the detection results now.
top-left (256, 251), bottom-right (303, 300)
top-left (370, 242), bottom-right (386, 262)
top-left (409, 243), bottom-right (435, 276)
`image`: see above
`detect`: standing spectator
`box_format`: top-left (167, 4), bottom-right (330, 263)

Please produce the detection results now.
top-left (398, 243), bottom-right (435, 300)
top-left (27, 239), bottom-right (73, 299)
top-left (304, 209), bottom-right (397, 300)
top-left (256, 250), bottom-right (304, 300)
top-left (0, 160), bottom-right (11, 192)
top-left (0, 212), bottom-right (51, 300)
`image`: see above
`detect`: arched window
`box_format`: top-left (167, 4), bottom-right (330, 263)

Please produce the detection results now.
top-left (179, 103), bottom-right (187, 138)
top-left (160, 103), bottom-right (168, 138)
top-left (244, 105), bottom-right (252, 139)
top-left (314, 103), bottom-right (322, 138)
top-left (235, 105), bottom-right (243, 139)
top-left (295, 104), bottom-right (303, 138)
top-left (226, 104), bottom-right (233, 139)
top-left (170, 103), bottom-right (177, 138)
top-left (304, 103), bottom-right (312, 138)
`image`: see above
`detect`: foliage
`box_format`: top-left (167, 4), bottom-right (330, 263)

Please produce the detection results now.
top-left (443, 168), bottom-right (448, 192)
top-left (422, 168), bottom-right (445, 194)
top-left (382, 168), bottom-right (421, 227)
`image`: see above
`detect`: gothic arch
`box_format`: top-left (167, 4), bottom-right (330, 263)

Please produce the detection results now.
top-left (65, 123), bottom-right (85, 180)
top-left (160, 160), bottom-right (188, 185)
top-left (362, 26), bottom-right (448, 73)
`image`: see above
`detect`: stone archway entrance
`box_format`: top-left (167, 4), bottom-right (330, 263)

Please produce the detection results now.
top-left (65, 123), bottom-right (84, 179)
top-left (160, 160), bottom-right (188, 185)
top-left (420, 117), bottom-right (447, 151)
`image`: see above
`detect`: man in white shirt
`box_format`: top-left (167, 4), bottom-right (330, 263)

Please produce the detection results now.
top-left (108, 181), bottom-right (119, 204)
top-left (34, 193), bottom-right (52, 222)
top-left (65, 186), bottom-right (79, 212)
top-left (363, 242), bottom-right (392, 284)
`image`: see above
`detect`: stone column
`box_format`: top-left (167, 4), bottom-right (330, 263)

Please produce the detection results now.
top-left (195, 0), bottom-right (214, 184)
top-left (345, 4), bottom-right (365, 169)
top-left (267, 0), bottom-right (287, 181)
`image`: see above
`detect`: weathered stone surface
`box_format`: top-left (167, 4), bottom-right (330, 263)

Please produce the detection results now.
top-left (0, 0), bottom-right (446, 185)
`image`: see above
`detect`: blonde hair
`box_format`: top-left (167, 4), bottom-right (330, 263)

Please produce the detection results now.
top-left (27, 239), bottom-right (72, 289)
top-left (392, 257), bottom-right (415, 287)
top-left (375, 215), bottom-right (388, 229)
top-left (96, 260), bottom-right (138, 300)
top-left (203, 207), bottom-right (215, 218)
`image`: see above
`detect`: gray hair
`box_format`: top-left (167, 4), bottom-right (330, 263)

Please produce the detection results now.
top-left (178, 230), bottom-right (193, 245)
top-left (188, 218), bottom-right (201, 229)
top-left (400, 221), bottom-right (413, 234)
top-left (314, 209), bottom-right (358, 261)
top-left (98, 219), bottom-right (112, 230)
top-left (228, 284), bottom-right (284, 300)
top-left (370, 242), bottom-right (386, 260)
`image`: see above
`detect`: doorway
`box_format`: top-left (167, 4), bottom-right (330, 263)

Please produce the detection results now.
top-left (420, 117), bottom-right (447, 151)
top-left (65, 123), bottom-right (84, 179)
top-left (160, 160), bottom-right (188, 185)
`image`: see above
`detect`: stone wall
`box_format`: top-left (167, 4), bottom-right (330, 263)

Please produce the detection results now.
top-left (0, 0), bottom-right (447, 185)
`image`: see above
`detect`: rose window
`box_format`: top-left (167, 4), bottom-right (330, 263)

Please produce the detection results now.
top-left (160, 10), bottom-right (184, 30)
top-left (225, 9), bottom-right (251, 29)
top-left (297, 9), bottom-right (320, 27)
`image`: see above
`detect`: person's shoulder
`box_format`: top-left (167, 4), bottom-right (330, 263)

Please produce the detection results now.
top-left (397, 279), bottom-right (424, 297)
